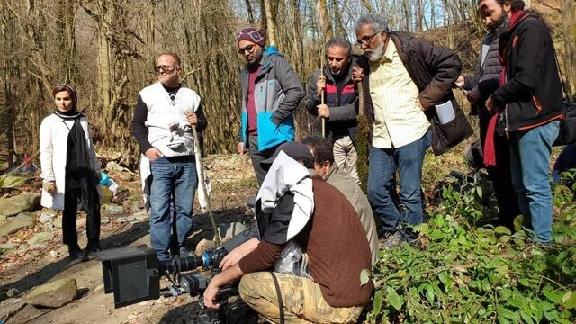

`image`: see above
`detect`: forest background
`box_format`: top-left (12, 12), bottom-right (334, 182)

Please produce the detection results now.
top-left (0, 0), bottom-right (574, 169)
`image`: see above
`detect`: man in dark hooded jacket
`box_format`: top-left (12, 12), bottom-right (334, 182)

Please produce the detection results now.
top-left (455, 0), bottom-right (519, 230)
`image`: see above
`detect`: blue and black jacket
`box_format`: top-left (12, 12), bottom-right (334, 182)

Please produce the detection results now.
top-left (305, 62), bottom-right (358, 143)
top-left (239, 48), bottom-right (305, 152)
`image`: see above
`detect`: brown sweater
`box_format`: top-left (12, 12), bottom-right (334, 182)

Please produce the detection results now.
top-left (239, 177), bottom-right (373, 307)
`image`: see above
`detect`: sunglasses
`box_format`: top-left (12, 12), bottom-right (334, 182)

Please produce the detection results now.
top-left (237, 44), bottom-right (255, 55)
top-left (154, 65), bottom-right (178, 73)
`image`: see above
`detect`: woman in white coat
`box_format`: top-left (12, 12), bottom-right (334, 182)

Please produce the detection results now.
top-left (40, 84), bottom-right (101, 260)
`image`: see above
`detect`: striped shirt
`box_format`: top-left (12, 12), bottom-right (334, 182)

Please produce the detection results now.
top-left (369, 41), bottom-right (430, 148)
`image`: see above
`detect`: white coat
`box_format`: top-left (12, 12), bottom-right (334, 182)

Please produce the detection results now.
top-left (40, 113), bottom-right (99, 210)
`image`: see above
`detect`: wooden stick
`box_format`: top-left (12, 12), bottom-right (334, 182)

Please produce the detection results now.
top-left (192, 125), bottom-right (220, 246)
top-left (320, 52), bottom-right (326, 138)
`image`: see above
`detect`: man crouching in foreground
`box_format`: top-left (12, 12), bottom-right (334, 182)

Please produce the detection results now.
top-left (202, 142), bottom-right (373, 323)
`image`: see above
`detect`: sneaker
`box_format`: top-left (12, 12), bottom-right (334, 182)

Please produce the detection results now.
top-left (398, 228), bottom-right (419, 245)
top-left (382, 231), bottom-right (402, 248)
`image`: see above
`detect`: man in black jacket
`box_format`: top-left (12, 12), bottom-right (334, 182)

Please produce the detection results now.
top-left (353, 13), bottom-right (462, 244)
top-left (485, 0), bottom-right (563, 244)
top-left (305, 38), bottom-right (360, 183)
top-left (455, 0), bottom-right (519, 230)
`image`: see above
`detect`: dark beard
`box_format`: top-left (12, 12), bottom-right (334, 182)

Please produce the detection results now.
top-left (490, 12), bottom-right (507, 31)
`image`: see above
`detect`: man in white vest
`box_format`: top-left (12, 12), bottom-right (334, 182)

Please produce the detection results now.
top-left (132, 52), bottom-right (207, 265)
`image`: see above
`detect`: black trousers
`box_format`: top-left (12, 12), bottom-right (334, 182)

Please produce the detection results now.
top-left (479, 105), bottom-right (520, 228)
top-left (62, 186), bottom-right (101, 246)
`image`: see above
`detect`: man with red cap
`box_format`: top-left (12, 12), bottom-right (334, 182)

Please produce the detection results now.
top-left (235, 27), bottom-right (305, 185)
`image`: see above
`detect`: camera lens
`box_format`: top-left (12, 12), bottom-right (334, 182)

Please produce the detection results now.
top-left (180, 273), bottom-right (210, 295)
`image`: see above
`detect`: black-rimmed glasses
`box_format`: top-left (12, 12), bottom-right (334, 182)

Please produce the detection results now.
top-left (356, 31), bottom-right (380, 47)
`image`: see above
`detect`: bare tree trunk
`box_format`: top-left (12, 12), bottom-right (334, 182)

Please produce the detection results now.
top-left (416, 0), bottom-right (424, 31)
top-left (96, 1), bottom-right (113, 128)
top-left (245, 0), bottom-right (255, 24)
top-left (290, 0), bottom-right (304, 76)
top-left (0, 1), bottom-right (15, 168)
top-left (0, 66), bottom-right (15, 168)
top-left (402, 0), bottom-right (411, 31)
top-left (360, 0), bottom-right (373, 12)
top-left (441, 0), bottom-right (455, 48)
top-left (562, 0), bottom-right (575, 94)
top-left (263, 0), bottom-right (276, 45)
top-left (57, 0), bottom-right (77, 84)
top-left (331, 0), bottom-right (346, 38)
top-left (147, 0), bottom-right (156, 70)
top-left (431, 0), bottom-right (436, 28)
top-left (316, 0), bottom-right (332, 43)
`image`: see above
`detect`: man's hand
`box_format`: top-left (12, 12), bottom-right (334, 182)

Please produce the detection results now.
top-left (466, 88), bottom-right (481, 104)
top-left (237, 142), bottom-right (247, 155)
top-left (202, 265), bottom-right (244, 310)
top-left (203, 278), bottom-right (221, 310)
top-left (316, 75), bottom-right (326, 97)
top-left (486, 96), bottom-right (495, 114)
top-left (317, 104), bottom-right (329, 119)
top-left (185, 112), bottom-right (198, 126)
top-left (219, 238), bottom-right (259, 271)
top-left (145, 148), bottom-right (163, 162)
top-left (352, 65), bottom-right (364, 82)
top-left (43, 181), bottom-right (56, 194)
top-left (454, 75), bottom-right (464, 88)
top-left (417, 98), bottom-right (426, 111)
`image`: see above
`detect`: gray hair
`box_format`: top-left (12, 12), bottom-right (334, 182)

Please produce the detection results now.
top-left (355, 13), bottom-right (390, 34)
top-left (325, 38), bottom-right (352, 56)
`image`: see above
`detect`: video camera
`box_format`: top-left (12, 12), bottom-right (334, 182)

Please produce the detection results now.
top-left (96, 229), bottom-right (257, 323)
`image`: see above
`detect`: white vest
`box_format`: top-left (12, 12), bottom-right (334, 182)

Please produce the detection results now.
top-left (139, 82), bottom-right (202, 157)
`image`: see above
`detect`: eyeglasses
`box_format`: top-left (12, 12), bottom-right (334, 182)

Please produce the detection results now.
top-left (155, 65), bottom-right (178, 73)
top-left (237, 44), bottom-right (255, 55)
top-left (356, 31), bottom-right (380, 47)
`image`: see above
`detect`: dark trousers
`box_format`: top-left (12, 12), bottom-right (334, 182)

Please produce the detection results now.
top-left (63, 187), bottom-right (101, 247)
top-left (479, 106), bottom-right (519, 228)
top-left (248, 133), bottom-right (280, 186)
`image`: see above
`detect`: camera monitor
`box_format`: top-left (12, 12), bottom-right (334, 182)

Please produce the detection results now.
top-left (97, 245), bottom-right (160, 308)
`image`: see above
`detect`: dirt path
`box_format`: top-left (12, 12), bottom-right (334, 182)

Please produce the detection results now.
top-left (0, 154), bottom-right (257, 324)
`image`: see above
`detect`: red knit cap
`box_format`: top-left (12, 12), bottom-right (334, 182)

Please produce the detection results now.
top-left (236, 27), bottom-right (265, 47)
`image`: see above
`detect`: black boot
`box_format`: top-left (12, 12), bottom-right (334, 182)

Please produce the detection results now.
top-left (67, 244), bottom-right (86, 260)
top-left (84, 240), bottom-right (101, 256)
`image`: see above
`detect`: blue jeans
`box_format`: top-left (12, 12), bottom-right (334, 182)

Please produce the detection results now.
top-left (367, 133), bottom-right (428, 232)
top-left (509, 121), bottom-right (559, 243)
top-left (149, 156), bottom-right (197, 263)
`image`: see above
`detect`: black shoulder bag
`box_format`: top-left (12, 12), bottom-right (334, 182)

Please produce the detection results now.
top-left (553, 54), bottom-right (576, 146)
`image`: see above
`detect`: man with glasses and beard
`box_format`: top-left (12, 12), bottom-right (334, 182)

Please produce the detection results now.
top-left (235, 27), bottom-right (305, 185)
top-left (454, 0), bottom-right (519, 231)
top-left (132, 52), bottom-right (207, 266)
top-left (352, 14), bottom-right (461, 246)
top-left (304, 38), bottom-right (361, 183)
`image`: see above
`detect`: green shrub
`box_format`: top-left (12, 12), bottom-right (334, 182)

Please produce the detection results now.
top-left (367, 179), bottom-right (576, 323)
